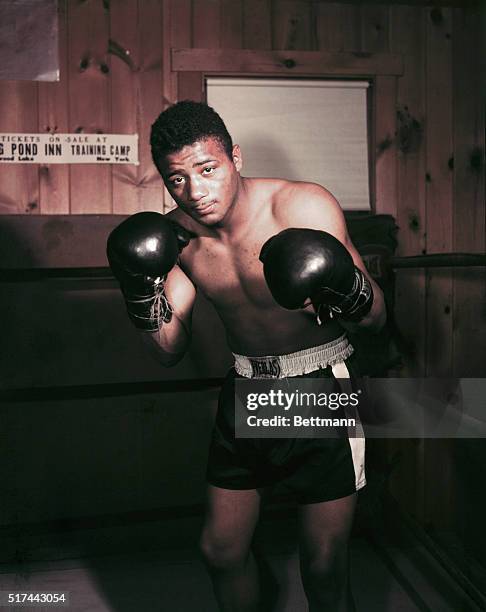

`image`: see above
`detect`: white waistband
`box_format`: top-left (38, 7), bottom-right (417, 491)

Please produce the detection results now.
top-left (233, 335), bottom-right (354, 379)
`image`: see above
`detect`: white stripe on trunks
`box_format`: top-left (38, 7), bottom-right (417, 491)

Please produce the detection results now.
top-left (331, 361), bottom-right (366, 492)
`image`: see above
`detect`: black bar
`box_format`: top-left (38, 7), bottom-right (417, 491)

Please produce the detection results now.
top-left (0, 500), bottom-right (296, 540)
top-left (0, 504), bottom-right (205, 538)
top-left (391, 253), bottom-right (486, 269)
top-left (0, 378), bottom-right (225, 402)
top-left (0, 267), bottom-right (113, 282)
top-left (1, 252), bottom-right (485, 283)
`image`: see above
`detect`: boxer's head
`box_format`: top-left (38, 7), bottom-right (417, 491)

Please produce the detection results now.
top-left (151, 101), bottom-right (242, 226)
top-left (151, 100), bottom-right (233, 168)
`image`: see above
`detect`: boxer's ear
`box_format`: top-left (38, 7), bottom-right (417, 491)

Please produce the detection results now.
top-left (232, 144), bottom-right (242, 172)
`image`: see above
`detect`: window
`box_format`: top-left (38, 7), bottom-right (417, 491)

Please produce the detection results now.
top-left (206, 77), bottom-right (371, 211)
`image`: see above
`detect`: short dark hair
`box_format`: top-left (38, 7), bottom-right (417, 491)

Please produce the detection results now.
top-left (150, 101), bottom-right (233, 170)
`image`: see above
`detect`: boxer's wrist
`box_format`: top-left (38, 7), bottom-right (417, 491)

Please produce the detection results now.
top-left (106, 212), bottom-right (192, 331)
top-left (317, 267), bottom-right (374, 323)
top-left (123, 276), bottom-right (173, 331)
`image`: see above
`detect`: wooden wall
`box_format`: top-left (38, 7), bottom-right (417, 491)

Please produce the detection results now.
top-left (0, 0), bottom-right (484, 556)
top-left (0, 0), bottom-right (483, 376)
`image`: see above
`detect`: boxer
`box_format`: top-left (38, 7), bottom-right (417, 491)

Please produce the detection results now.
top-left (108, 101), bottom-right (386, 612)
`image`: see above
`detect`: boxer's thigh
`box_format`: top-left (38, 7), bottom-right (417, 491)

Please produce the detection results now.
top-left (298, 491), bottom-right (357, 571)
top-left (200, 485), bottom-right (261, 562)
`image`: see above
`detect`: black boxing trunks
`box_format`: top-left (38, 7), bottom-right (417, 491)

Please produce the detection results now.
top-left (206, 335), bottom-right (366, 504)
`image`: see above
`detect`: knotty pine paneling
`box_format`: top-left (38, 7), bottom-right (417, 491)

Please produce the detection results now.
top-left (0, 82), bottom-right (39, 215)
top-left (192, 0), bottom-right (221, 48)
top-left (221, 0), bottom-right (244, 49)
top-left (374, 75), bottom-right (398, 217)
top-left (425, 6), bottom-right (454, 377)
top-left (134, 0), bottom-right (166, 212)
top-left (67, 0), bottom-right (112, 214)
top-left (387, 5), bottom-right (427, 523)
top-left (271, 0), bottom-right (315, 50)
top-left (243, 0), bottom-right (272, 49)
top-left (164, 0), bottom-right (191, 103)
top-left (110, 0), bottom-right (142, 215)
top-left (38, 0), bottom-right (69, 214)
top-left (391, 5), bottom-right (427, 377)
top-left (452, 5), bottom-right (486, 378)
top-left (359, 4), bottom-right (390, 52)
top-left (315, 3), bottom-right (361, 51)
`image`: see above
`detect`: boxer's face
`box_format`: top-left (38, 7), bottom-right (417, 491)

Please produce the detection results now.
top-left (160, 137), bottom-right (242, 226)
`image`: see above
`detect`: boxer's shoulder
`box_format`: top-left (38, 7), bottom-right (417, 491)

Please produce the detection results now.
top-left (248, 178), bottom-right (334, 208)
top-left (274, 180), bottom-right (337, 209)
top-left (268, 180), bottom-right (345, 235)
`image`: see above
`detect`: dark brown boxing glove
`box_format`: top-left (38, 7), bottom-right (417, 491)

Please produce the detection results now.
top-left (107, 212), bottom-right (193, 331)
top-left (260, 228), bottom-right (373, 322)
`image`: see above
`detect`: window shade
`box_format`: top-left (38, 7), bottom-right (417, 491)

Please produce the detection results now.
top-left (206, 78), bottom-right (371, 211)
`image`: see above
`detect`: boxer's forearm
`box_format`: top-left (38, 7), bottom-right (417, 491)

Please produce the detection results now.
top-left (142, 264), bottom-right (196, 366)
top-left (143, 319), bottom-right (191, 366)
top-left (363, 279), bottom-right (386, 330)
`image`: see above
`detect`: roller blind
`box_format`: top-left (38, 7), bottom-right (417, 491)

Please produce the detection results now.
top-left (206, 78), bottom-right (371, 211)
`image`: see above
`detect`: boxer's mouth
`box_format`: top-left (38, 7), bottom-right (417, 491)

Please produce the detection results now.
top-left (193, 201), bottom-right (216, 215)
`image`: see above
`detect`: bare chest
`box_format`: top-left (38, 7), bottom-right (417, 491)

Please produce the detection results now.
top-left (180, 227), bottom-right (278, 308)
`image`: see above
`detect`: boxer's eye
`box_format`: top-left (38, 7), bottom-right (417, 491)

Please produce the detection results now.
top-left (202, 166), bottom-right (215, 175)
top-left (170, 176), bottom-right (184, 186)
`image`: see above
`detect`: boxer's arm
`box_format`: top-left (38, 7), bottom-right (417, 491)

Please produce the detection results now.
top-left (143, 263), bottom-right (197, 366)
top-left (275, 183), bottom-right (386, 332)
top-left (107, 211), bottom-right (197, 365)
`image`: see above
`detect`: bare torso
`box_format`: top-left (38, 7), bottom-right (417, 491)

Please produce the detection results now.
top-left (168, 177), bottom-right (344, 356)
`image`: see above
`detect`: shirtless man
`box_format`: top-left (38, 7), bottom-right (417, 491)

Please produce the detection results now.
top-left (107, 101), bottom-right (386, 611)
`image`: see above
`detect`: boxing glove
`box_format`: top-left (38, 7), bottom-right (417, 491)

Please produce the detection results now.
top-left (107, 212), bottom-right (193, 331)
top-left (259, 228), bottom-right (373, 322)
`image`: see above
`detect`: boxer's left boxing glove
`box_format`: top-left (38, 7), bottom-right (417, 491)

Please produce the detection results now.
top-left (107, 212), bottom-right (193, 331)
top-left (259, 228), bottom-right (373, 322)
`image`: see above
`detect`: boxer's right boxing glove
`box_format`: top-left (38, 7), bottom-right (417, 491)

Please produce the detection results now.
top-left (107, 212), bottom-right (193, 331)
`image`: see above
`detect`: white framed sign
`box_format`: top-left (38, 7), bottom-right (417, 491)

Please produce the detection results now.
top-left (0, 134), bottom-right (139, 165)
